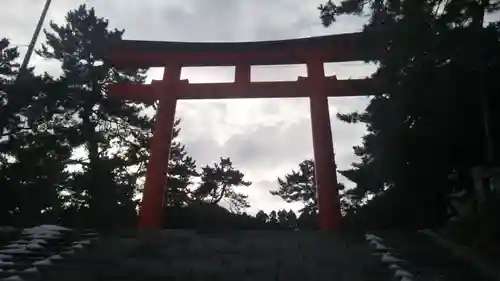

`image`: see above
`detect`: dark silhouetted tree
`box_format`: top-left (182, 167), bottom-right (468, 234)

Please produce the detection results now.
top-left (255, 210), bottom-right (269, 224)
top-left (318, 0), bottom-right (500, 228)
top-left (37, 4), bottom-right (150, 229)
top-left (0, 38), bottom-right (71, 226)
top-left (193, 157), bottom-right (251, 213)
top-left (271, 159), bottom-right (349, 215)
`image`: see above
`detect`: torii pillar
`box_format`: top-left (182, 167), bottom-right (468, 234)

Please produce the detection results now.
top-left (137, 65), bottom-right (180, 228)
top-left (307, 58), bottom-right (341, 231)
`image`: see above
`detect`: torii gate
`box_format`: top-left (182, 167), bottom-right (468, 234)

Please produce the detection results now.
top-left (105, 32), bottom-right (380, 231)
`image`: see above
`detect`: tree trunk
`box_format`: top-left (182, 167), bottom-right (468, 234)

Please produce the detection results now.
top-left (82, 99), bottom-right (110, 230)
top-left (211, 185), bottom-right (227, 205)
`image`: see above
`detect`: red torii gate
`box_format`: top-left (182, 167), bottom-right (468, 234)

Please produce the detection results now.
top-left (105, 32), bottom-right (380, 231)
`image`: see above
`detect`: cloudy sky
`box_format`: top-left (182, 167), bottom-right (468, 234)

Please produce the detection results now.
top-left (1, 0), bottom-right (377, 214)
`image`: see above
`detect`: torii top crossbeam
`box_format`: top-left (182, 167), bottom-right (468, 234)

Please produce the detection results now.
top-left (105, 32), bottom-right (381, 101)
top-left (105, 32), bottom-right (379, 68)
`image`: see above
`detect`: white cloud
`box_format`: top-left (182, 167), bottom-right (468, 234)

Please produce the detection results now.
top-left (1, 0), bottom-right (375, 214)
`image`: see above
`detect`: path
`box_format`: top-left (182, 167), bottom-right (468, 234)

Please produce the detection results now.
top-left (0, 226), bottom-right (493, 280)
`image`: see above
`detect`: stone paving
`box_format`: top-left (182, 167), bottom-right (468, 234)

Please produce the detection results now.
top-left (0, 226), bottom-right (493, 281)
top-left (0, 225), bottom-right (99, 281)
top-left (37, 230), bottom-right (387, 281)
top-left (372, 230), bottom-right (496, 281)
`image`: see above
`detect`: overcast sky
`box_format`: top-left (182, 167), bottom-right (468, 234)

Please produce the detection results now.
top-left (1, 0), bottom-right (377, 214)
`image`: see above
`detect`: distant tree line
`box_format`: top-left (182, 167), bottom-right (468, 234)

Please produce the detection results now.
top-left (162, 203), bottom-right (317, 231)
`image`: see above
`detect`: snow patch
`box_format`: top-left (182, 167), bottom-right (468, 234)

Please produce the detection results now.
top-left (29, 239), bottom-right (48, 245)
top-left (24, 267), bottom-right (38, 273)
top-left (33, 259), bottom-right (52, 266)
top-left (74, 240), bottom-right (91, 245)
top-left (71, 244), bottom-right (84, 249)
top-left (3, 244), bottom-right (24, 249)
top-left (0, 248), bottom-right (30, 254)
top-left (394, 269), bottom-right (413, 278)
top-left (0, 254), bottom-right (12, 259)
top-left (22, 225), bottom-right (65, 239)
top-left (370, 240), bottom-right (390, 251)
top-left (0, 227), bottom-right (16, 233)
top-left (364, 233), bottom-right (383, 242)
top-left (388, 264), bottom-right (402, 270)
top-left (25, 233), bottom-right (60, 239)
top-left (26, 243), bottom-right (44, 250)
top-left (38, 225), bottom-right (70, 231)
top-left (48, 255), bottom-right (62, 260)
top-left (0, 260), bottom-right (14, 265)
top-left (381, 253), bottom-right (404, 263)
top-left (3, 275), bottom-right (24, 281)
top-left (9, 240), bottom-right (28, 245)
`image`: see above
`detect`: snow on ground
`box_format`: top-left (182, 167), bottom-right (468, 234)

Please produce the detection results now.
top-left (48, 254), bottom-right (62, 260)
top-left (62, 250), bottom-right (75, 255)
top-left (23, 267), bottom-right (38, 273)
top-left (3, 276), bottom-right (24, 281)
top-left (74, 240), bottom-right (91, 245)
top-left (0, 254), bottom-right (12, 259)
top-left (22, 225), bottom-right (70, 239)
top-left (394, 269), bottom-right (414, 278)
top-left (26, 242), bottom-right (44, 250)
top-left (33, 259), bottom-right (52, 266)
top-left (0, 248), bottom-right (31, 254)
top-left (364, 232), bottom-right (415, 280)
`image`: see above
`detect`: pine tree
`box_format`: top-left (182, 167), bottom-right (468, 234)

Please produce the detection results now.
top-left (271, 160), bottom-right (317, 214)
top-left (318, 0), bottom-right (500, 227)
top-left (255, 210), bottom-right (269, 224)
top-left (271, 159), bottom-right (348, 215)
top-left (0, 38), bottom-right (70, 226)
top-left (268, 210), bottom-right (279, 227)
top-left (192, 157), bottom-right (251, 213)
top-left (164, 119), bottom-right (199, 207)
top-left (33, 5), bottom-right (254, 228)
top-left (286, 210), bottom-right (298, 229)
top-left (37, 4), bottom-right (151, 229)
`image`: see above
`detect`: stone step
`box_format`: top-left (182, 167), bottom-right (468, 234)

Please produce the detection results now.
top-left (374, 230), bottom-right (494, 281)
top-left (36, 230), bottom-right (382, 281)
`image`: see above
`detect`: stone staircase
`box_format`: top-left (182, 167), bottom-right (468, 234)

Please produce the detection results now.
top-left (371, 230), bottom-right (496, 281)
top-left (0, 225), bottom-right (99, 281)
top-left (4, 229), bottom-right (388, 281)
top-left (0, 226), bottom-right (493, 281)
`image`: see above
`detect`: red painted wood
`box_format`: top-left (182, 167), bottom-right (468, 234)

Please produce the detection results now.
top-left (137, 66), bottom-right (180, 229)
top-left (105, 33), bottom-right (381, 231)
top-left (107, 78), bottom-right (378, 100)
top-left (107, 84), bottom-right (158, 105)
top-left (104, 31), bottom-right (380, 68)
top-left (107, 48), bottom-right (363, 68)
top-left (307, 59), bottom-right (341, 231)
top-left (235, 64), bottom-right (251, 85)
